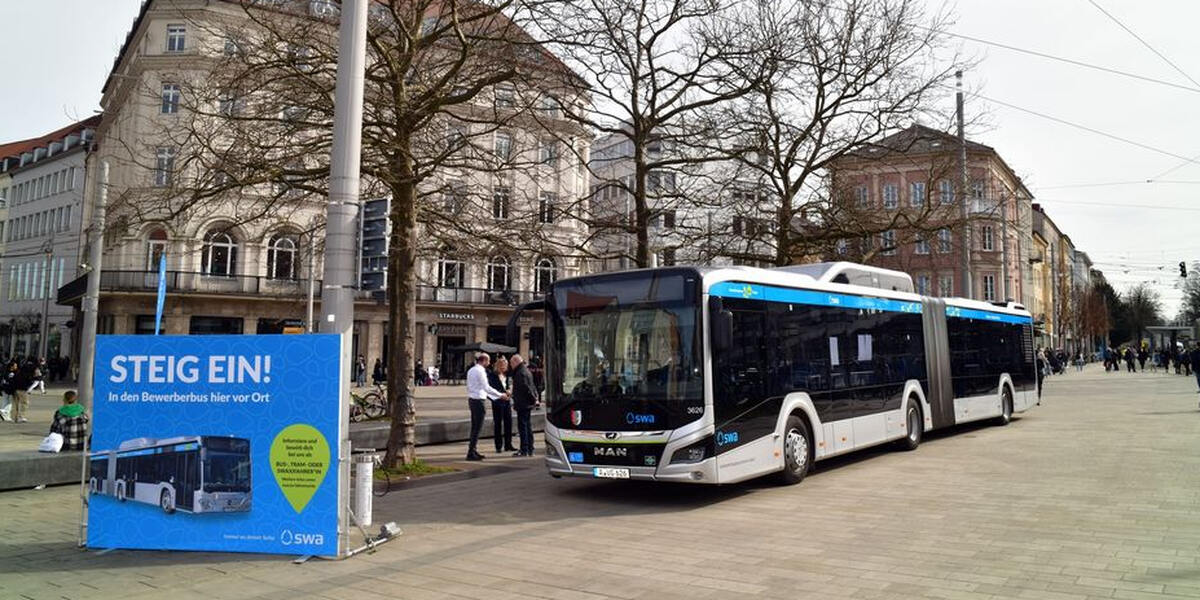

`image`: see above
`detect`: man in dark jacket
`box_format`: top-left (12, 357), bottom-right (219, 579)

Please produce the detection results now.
top-left (509, 354), bottom-right (540, 456)
top-left (1190, 345), bottom-right (1200, 399)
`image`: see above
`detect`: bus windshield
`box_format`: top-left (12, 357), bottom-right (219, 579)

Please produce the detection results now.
top-left (547, 270), bottom-right (703, 431)
top-left (203, 452), bottom-right (251, 492)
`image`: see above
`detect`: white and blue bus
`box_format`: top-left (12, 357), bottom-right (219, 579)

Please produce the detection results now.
top-left (89, 436), bottom-right (252, 513)
top-left (507, 262), bottom-right (1037, 485)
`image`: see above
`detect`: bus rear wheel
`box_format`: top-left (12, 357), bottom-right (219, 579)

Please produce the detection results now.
top-left (160, 490), bottom-right (175, 514)
top-left (776, 415), bottom-right (812, 486)
top-left (898, 401), bottom-right (922, 451)
top-left (995, 388), bottom-right (1013, 426)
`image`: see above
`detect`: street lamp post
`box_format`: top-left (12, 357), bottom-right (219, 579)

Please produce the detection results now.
top-left (37, 237), bottom-right (54, 361)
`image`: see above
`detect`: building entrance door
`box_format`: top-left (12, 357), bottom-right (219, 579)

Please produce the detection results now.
top-left (437, 336), bottom-right (467, 382)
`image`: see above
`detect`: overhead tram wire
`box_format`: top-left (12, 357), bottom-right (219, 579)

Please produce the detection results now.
top-left (1035, 180), bottom-right (1200, 190)
top-left (1087, 0), bottom-right (1200, 89)
top-left (823, 3), bottom-right (1200, 96)
top-left (962, 90), bottom-right (1200, 168)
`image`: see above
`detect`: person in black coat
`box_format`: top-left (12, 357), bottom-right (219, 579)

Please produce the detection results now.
top-left (487, 357), bottom-right (516, 453)
top-left (509, 354), bottom-right (540, 456)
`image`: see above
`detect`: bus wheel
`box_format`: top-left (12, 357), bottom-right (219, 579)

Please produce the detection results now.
top-left (995, 388), bottom-right (1013, 426)
top-left (776, 415), bottom-right (812, 486)
top-left (899, 401), bottom-right (922, 451)
top-left (160, 490), bottom-right (175, 514)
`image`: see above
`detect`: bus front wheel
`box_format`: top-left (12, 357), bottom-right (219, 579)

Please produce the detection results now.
top-left (776, 415), bottom-right (812, 486)
top-left (160, 490), bottom-right (175, 514)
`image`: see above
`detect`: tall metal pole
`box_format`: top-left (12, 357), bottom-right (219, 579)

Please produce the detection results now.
top-left (307, 231), bottom-right (316, 333)
top-left (79, 161), bottom-right (107, 410)
top-left (956, 71), bottom-right (972, 299)
top-left (38, 237), bottom-right (54, 360)
top-left (1001, 194), bottom-right (1010, 301)
top-left (323, 0), bottom-right (368, 559)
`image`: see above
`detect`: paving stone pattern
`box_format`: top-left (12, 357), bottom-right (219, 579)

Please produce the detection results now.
top-left (2, 365), bottom-right (1200, 599)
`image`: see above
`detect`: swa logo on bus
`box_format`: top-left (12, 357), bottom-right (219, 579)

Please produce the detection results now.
top-left (715, 430), bottom-right (739, 447)
top-left (280, 529), bottom-right (324, 546)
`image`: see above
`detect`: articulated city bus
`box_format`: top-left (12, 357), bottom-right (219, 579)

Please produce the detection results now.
top-left (89, 436), bottom-right (252, 513)
top-left (507, 262), bottom-right (1036, 485)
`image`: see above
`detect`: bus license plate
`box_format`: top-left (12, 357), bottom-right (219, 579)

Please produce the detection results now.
top-left (593, 467), bottom-right (630, 479)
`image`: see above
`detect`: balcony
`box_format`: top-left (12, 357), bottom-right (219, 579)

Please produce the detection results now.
top-left (58, 270), bottom-right (541, 308)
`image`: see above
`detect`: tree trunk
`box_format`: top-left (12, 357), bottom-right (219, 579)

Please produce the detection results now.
top-left (383, 150), bottom-right (419, 468)
top-left (633, 146), bottom-right (650, 268)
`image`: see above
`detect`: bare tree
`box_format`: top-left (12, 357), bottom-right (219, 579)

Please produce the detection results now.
top-left (530, 0), bottom-right (765, 268)
top-left (1123, 282), bottom-right (1162, 345)
top-left (709, 0), bottom-right (978, 266)
top-left (121, 0), bottom-right (577, 467)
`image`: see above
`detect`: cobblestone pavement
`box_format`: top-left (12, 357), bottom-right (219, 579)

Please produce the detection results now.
top-left (2, 365), bottom-right (1200, 599)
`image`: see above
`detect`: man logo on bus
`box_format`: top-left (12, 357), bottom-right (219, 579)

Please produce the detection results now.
top-left (570, 410), bottom-right (583, 427)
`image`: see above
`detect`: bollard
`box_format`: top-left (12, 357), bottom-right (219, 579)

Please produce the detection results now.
top-left (353, 453), bottom-right (374, 527)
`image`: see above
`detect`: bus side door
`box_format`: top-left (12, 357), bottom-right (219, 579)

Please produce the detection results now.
top-left (713, 302), bottom-right (771, 451)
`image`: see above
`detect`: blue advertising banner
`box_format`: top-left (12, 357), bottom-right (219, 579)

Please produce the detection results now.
top-left (154, 255), bottom-right (167, 335)
top-left (88, 334), bottom-right (341, 556)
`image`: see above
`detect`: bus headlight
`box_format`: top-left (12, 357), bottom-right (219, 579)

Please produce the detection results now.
top-left (670, 437), bottom-right (713, 464)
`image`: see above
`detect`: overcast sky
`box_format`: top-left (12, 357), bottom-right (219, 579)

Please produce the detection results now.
top-left (1, 0), bottom-right (1195, 315)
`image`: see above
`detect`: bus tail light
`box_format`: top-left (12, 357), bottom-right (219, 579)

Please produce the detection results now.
top-left (670, 437), bottom-right (713, 465)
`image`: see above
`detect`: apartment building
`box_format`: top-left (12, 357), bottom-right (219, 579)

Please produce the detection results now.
top-left (829, 125), bottom-right (1034, 308)
top-left (61, 0), bottom-right (589, 379)
top-left (0, 117), bottom-right (98, 358)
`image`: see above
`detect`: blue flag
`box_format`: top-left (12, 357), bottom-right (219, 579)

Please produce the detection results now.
top-left (154, 255), bottom-right (167, 335)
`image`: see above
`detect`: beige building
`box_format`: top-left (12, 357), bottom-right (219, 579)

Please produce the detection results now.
top-left (61, 0), bottom-right (589, 381)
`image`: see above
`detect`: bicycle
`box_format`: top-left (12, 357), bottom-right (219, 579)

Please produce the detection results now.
top-left (350, 385), bottom-right (387, 422)
top-left (371, 453), bottom-right (391, 497)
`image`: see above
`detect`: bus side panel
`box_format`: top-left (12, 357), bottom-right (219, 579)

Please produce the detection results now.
top-left (921, 298), bottom-right (954, 429)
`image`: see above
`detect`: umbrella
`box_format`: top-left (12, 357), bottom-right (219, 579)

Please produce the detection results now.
top-left (446, 341), bottom-right (517, 355)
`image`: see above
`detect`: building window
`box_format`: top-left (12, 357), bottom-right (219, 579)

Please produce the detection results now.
top-left (835, 239), bottom-right (848, 255)
top-left (154, 147), bottom-right (176, 187)
top-left (486, 256), bottom-right (511, 291)
top-left (309, 0), bottom-right (337, 17)
top-left (538, 192), bottom-right (557, 224)
top-left (939, 180), bottom-right (954, 205)
top-left (910, 181), bottom-right (925, 208)
top-left (218, 91), bottom-right (237, 116)
top-left (492, 186), bottom-right (510, 219)
top-left (916, 275), bottom-right (931, 295)
top-left (981, 225), bottom-right (995, 251)
top-left (882, 184), bottom-right (898, 209)
top-left (443, 179), bottom-right (465, 213)
top-left (494, 132), bottom-right (512, 160)
top-left (855, 185), bottom-right (869, 209)
top-left (982, 274), bottom-right (997, 301)
top-left (937, 228), bottom-right (952, 253)
top-left (938, 274), bottom-right (953, 297)
top-left (267, 234), bottom-right (298, 279)
top-left (880, 230), bottom-right (897, 255)
top-left (494, 85), bottom-right (515, 108)
top-left (146, 228), bottom-right (168, 269)
top-left (166, 24), bottom-right (186, 53)
top-left (661, 247), bottom-right (676, 266)
top-left (915, 235), bottom-right (929, 255)
top-left (161, 83), bottom-right (181, 114)
top-left (539, 95), bottom-right (559, 117)
top-left (437, 249), bottom-right (464, 288)
top-left (534, 257), bottom-right (557, 294)
top-left (202, 229), bottom-right (238, 276)
top-left (971, 180), bottom-right (985, 199)
top-left (223, 36), bottom-right (241, 56)
top-left (539, 139), bottom-right (558, 166)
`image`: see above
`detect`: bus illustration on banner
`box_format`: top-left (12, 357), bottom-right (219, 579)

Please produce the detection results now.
top-left (89, 436), bottom-right (252, 515)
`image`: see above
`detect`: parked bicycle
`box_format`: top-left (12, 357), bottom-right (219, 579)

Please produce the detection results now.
top-left (350, 383), bottom-right (387, 422)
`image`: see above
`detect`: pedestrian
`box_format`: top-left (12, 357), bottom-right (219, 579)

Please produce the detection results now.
top-left (1163, 350), bottom-right (1172, 375)
top-left (428, 362), bottom-right (439, 385)
top-left (1036, 349), bottom-right (1049, 405)
top-left (10, 363), bottom-right (31, 423)
top-left (488, 356), bottom-right (516, 454)
top-left (28, 360), bottom-right (45, 394)
top-left (1137, 347), bottom-right (1148, 372)
top-left (414, 359), bottom-right (427, 386)
top-left (1190, 345), bottom-right (1200, 399)
top-left (354, 355), bottom-right (366, 387)
top-left (372, 358), bottom-right (385, 386)
top-left (1124, 347), bottom-right (1136, 373)
top-left (49, 390), bottom-right (89, 451)
top-left (0, 364), bottom-right (11, 422)
top-left (465, 352), bottom-right (506, 461)
top-left (1074, 352), bottom-right (1085, 372)
top-left (508, 354), bottom-right (540, 456)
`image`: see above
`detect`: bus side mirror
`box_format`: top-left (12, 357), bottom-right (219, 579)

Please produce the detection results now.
top-left (710, 298), bottom-right (732, 353)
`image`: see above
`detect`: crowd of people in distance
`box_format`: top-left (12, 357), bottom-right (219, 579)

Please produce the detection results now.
top-left (0, 355), bottom-right (88, 452)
